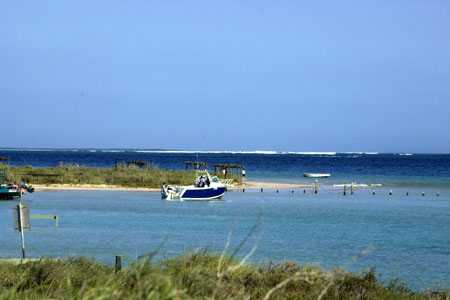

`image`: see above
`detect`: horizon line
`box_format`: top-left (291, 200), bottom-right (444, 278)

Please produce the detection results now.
top-left (0, 147), bottom-right (449, 155)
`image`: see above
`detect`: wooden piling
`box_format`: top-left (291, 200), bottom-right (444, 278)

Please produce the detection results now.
top-left (115, 256), bottom-right (122, 273)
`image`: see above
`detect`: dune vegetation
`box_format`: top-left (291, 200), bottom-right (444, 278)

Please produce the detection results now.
top-left (0, 252), bottom-right (447, 300)
top-left (0, 163), bottom-right (201, 188)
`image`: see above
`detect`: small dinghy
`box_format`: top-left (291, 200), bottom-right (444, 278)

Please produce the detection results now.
top-left (303, 173), bottom-right (331, 178)
top-left (161, 171), bottom-right (226, 201)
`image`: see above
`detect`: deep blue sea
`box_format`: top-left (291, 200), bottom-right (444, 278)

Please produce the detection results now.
top-left (1, 149), bottom-right (449, 290)
top-left (1, 149), bottom-right (450, 188)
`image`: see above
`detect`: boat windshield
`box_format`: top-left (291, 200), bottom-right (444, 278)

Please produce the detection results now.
top-left (195, 175), bottom-right (211, 187)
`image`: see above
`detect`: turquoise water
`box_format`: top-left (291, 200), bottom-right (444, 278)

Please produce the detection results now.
top-left (1, 187), bottom-right (449, 291)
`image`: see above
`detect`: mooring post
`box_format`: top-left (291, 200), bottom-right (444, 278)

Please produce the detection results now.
top-left (17, 203), bottom-right (27, 259)
top-left (115, 255), bottom-right (123, 273)
top-left (20, 206), bottom-right (26, 259)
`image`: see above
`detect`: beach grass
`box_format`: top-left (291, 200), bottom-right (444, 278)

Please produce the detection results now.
top-left (0, 163), bottom-right (203, 188)
top-left (0, 253), bottom-right (447, 299)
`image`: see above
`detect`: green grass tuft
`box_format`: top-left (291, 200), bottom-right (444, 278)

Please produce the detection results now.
top-left (0, 253), bottom-right (447, 299)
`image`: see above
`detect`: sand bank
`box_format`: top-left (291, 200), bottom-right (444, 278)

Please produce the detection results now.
top-left (33, 184), bottom-right (160, 192)
top-left (33, 181), bottom-right (311, 192)
top-left (239, 181), bottom-right (313, 190)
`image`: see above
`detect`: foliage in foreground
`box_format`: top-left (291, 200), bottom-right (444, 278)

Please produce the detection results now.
top-left (0, 253), bottom-right (448, 300)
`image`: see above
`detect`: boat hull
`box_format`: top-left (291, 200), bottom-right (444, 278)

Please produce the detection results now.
top-left (181, 186), bottom-right (226, 201)
top-left (0, 190), bottom-right (21, 200)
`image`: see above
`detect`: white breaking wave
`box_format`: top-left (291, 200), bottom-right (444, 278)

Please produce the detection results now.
top-left (135, 150), bottom-right (279, 155)
top-left (285, 152), bottom-right (337, 155)
top-left (342, 152), bottom-right (380, 155)
top-left (133, 150), bottom-right (341, 155)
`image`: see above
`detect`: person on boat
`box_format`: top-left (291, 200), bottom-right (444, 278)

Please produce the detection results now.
top-left (206, 176), bottom-right (210, 187)
top-left (200, 176), bottom-right (207, 187)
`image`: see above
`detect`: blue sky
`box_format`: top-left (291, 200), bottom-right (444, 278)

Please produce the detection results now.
top-left (1, 0), bottom-right (449, 152)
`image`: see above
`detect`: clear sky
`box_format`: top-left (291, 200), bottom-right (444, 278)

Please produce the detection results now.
top-left (1, 0), bottom-right (449, 152)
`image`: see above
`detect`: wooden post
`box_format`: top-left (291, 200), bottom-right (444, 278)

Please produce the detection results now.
top-left (115, 255), bottom-right (122, 273)
top-left (16, 203), bottom-right (28, 259)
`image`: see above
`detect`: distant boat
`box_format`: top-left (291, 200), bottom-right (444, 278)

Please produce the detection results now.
top-left (304, 173), bottom-right (331, 178)
top-left (161, 171), bottom-right (226, 201)
top-left (0, 184), bottom-right (22, 200)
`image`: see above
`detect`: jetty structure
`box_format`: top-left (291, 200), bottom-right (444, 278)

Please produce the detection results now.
top-left (184, 160), bottom-right (208, 170)
top-left (214, 163), bottom-right (244, 178)
top-left (114, 160), bottom-right (153, 168)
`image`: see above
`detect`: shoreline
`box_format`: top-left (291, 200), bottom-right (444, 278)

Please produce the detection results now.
top-left (33, 184), bottom-right (160, 192)
top-left (33, 181), bottom-right (313, 192)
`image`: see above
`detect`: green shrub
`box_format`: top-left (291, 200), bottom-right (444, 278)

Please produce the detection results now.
top-left (0, 254), bottom-right (447, 300)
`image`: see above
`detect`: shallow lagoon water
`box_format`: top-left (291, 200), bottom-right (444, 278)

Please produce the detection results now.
top-left (1, 188), bottom-right (449, 291)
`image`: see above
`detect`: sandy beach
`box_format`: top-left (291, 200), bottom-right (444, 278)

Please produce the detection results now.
top-left (33, 181), bottom-right (313, 192)
top-left (241, 181), bottom-right (313, 190)
top-left (33, 184), bottom-right (160, 192)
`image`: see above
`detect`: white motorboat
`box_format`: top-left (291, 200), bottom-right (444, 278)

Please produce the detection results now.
top-left (161, 171), bottom-right (226, 201)
top-left (303, 173), bottom-right (331, 178)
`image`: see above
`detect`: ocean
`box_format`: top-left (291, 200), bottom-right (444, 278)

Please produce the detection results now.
top-left (0, 149), bottom-right (449, 290)
top-left (1, 149), bottom-right (450, 188)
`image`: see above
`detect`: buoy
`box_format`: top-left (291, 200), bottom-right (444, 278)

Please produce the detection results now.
top-left (372, 191), bottom-right (376, 195)
top-left (276, 190), bottom-right (279, 193)
top-left (389, 190), bottom-right (392, 196)
top-left (291, 190), bottom-right (294, 194)
top-left (260, 188), bottom-right (263, 193)
top-left (436, 192), bottom-right (440, 197)
top-left (406, 192), bottom-right (409, 196)
top-left (303, 189), bottom-right (306, 194)
top-left (422, 192), bottom-right (425, 196)
top-left (242, 188), bottom-right (245, 193)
